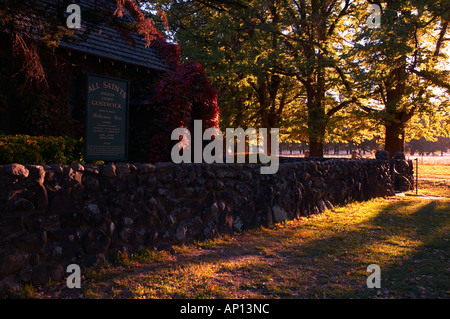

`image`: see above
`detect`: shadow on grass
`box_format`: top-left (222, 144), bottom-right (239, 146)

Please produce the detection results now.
top-left (276, 199), bottom-right (449, 298)
top-left (30, 199), bottom-right (449, 299)
top-left (358, 200), bottom-right (449, 299)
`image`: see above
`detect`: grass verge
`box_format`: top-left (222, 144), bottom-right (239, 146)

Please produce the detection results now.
top-left (11, 197), bottom-right (448, 299)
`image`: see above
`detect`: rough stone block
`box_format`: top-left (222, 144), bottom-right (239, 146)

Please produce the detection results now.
top-left (12, 231), bottom-right (47, 253)
top-left (272, 205), bottom-right (288, 222)
top-left (0, 247), bottom-right (30, 279)
top-left (3, 164), bottom-right (29, 179)
top-left (0, 215), bottom-right (24, 237)
top-left (84, 230), bottom-right (110, 255)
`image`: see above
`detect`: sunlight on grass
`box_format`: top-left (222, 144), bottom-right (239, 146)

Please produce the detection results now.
top-left (365, 236), bottom-right (422, 259)
top-left (123, 197), bottom-right (446, 299)
top-left (417, 164), bottom-right (450, 178)
top-left (69, 195), bottom-right (449, 299)
top-left (405, 163), bottom-right (450, 198)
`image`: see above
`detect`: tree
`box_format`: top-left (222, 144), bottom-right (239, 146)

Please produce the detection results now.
top-left (352, 0), bottom-right (450, 157)
top-left (0, 0), bottom-right (92, 135)
top-left (0, 0), bottom-right (72, 89)
top-left (144, 0), bottom-right (450, 158)
top-left (161, 0), bottom-right (306, 155)
top-left (276, 0), bottom-right (368, 157)
top-left (158, 0), bottom-right (373, 157)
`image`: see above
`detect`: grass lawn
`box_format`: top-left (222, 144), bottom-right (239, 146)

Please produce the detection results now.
top-left (417, 164), bottom-right (450, 179)
top-left (405, 164), bottom-right (449, 198)
top-left (5, 164), bottom-right (449, 299)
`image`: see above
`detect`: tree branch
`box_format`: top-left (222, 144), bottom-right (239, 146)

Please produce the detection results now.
top-left (334, 65), bottom-right (352, 92)
top-left (327, 0), bottom-right (350, 37)
top-left (359, 104), bottom-right (379, 114)
top-left (434, 19), bottom-right (449, 56)
top-left (424, 5), bottom-right (450, 27)
top-left (410, 69), bottom-right (450, 91)
top-left (326, 97), bottom-right (357, 118)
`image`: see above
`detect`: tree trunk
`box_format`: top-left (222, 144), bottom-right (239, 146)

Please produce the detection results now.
top-left (306, 94), bottom-right (326, 158)
top-left (309, 140), bottom-right (324, 157)
top-left (266, 130), bottom-right (272, 156)
top-left (383, 65), bottom-right (407, 158)
top-left (384, 121), bottom-right (405, 158)
top-left (308, 117), bottom-right (326, 157)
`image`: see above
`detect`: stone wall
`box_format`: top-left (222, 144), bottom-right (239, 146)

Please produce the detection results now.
top-left (0, 159), bottom-right (398, 288)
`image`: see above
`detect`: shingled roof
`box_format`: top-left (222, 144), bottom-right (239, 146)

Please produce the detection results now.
top-left (13, 0), bottom-right (170, 72)
top-left (60, 0), bottom-right (170, 72)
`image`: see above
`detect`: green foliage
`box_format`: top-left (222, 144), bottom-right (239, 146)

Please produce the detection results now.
top-left (0, 135), bottom-right (84, 165)
top-left (350, 0), bottom-right (450, 154)
top-left (150, 0), bottom-right (449, 156)
top-left (161, 0), bottom-right (374, 156)
top-left (163, 0), bottom-right (302, 132)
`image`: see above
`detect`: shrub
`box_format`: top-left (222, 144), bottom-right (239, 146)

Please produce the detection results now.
top-left (0, 134), bottom-right (84, 165)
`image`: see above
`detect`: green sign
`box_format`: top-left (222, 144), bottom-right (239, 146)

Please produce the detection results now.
top-left (85, 73), bottom-right (129, 162)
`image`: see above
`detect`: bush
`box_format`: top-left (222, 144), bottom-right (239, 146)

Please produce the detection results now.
top-left (0, 135), bottom-right (84, 165)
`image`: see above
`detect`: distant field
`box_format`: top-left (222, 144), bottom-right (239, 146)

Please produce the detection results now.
top-left (281, 153), bottom-right (450, 165)
top-left (407, 164), bottom-right (450, 198)
top-left (406, 156), bottom-right (450, 166)
top-left (417, 164), bottom-right (450, 179)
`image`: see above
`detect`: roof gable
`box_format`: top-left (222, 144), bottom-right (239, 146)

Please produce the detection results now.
top-left (15, 0), bottom-right (170, 72)
top-left (60, 0), bottom-right (169, 71)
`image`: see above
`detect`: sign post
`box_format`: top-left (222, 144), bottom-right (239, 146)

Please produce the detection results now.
top-left (85, 73), bottom-right (129, 162)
